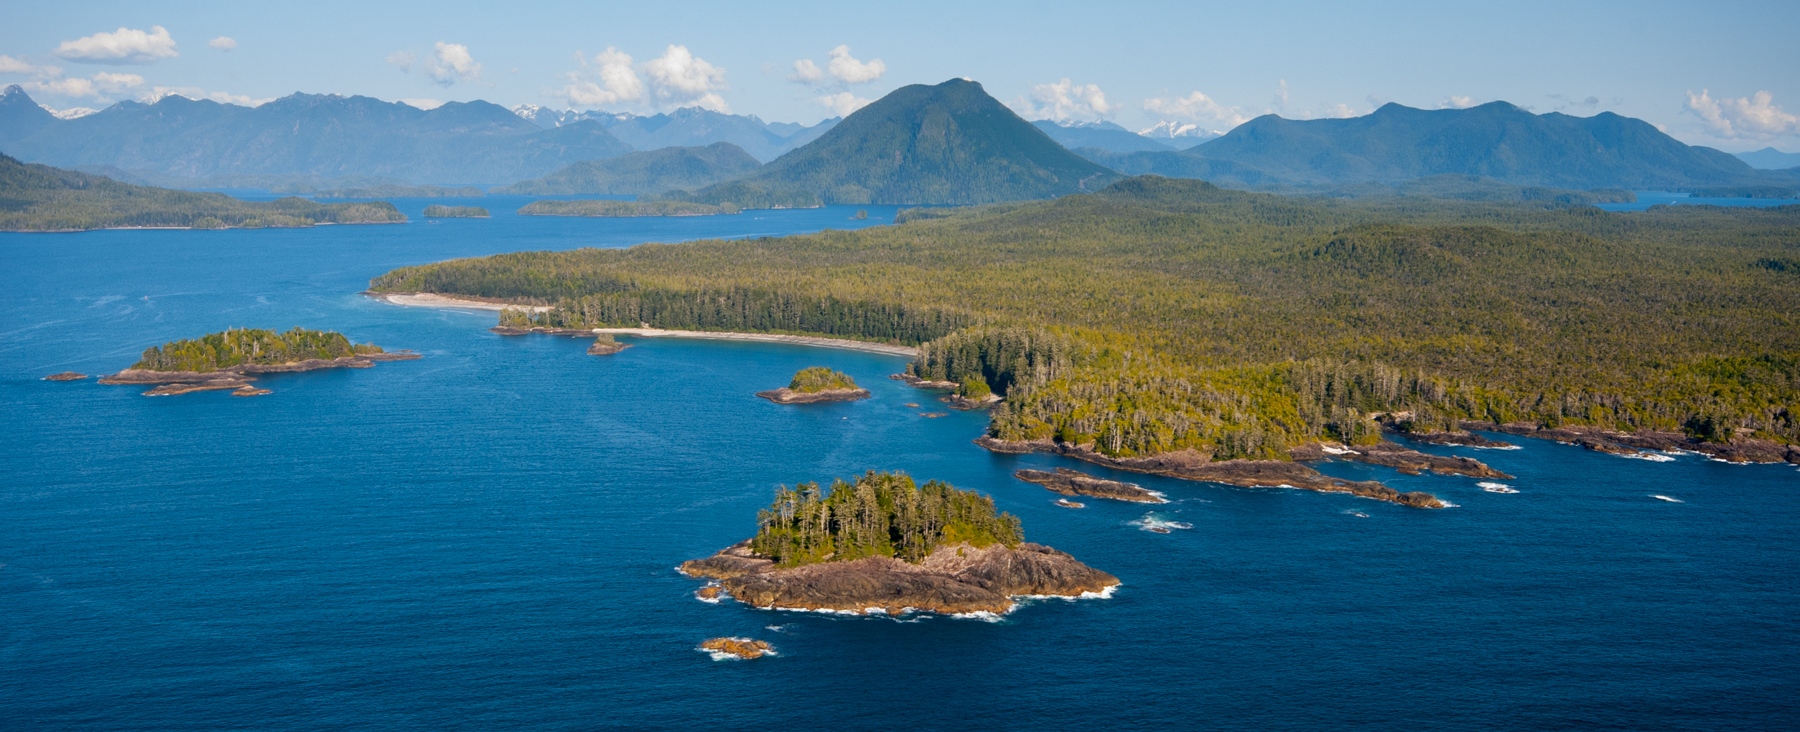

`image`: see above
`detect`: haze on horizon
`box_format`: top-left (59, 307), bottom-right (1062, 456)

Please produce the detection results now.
top-left (0, 0), bottom-right (1796, 153)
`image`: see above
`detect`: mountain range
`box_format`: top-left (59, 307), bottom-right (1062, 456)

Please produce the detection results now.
top-left (491, 142), bottom-right (761, 196)
top-left (1735, 147), bottom-right (1800, 170)
top-left (0, 86), bottom-right (633, 184)
top-left (1031, 120), bottom-right (1173, 153)
top-left (512, 105), bottom-right (836, 162)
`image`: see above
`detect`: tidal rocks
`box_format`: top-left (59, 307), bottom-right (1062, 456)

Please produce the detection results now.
top-left (756, 387), bottom-right (871, 404)
top-left (699, 637), bottom-right (775, 660)
top-left (942, 393), bottom-right (1001, 411)
top-left (43, 372), bottom-right (88, 381)
top-left (1396, 430), bottom-right (1516, 449)
top-left (1291, 441), bottom-right (1513, 479)
top-left (1014, 468), bottom-right (1166, 503)
top-left (144, 381), bottom-right (251, 396)
top-left (679, 540), bottom-right (1118, 616)
top-left (1055, 499), bottom-right (1085, 508)
top-left (231, 386), bottom-right (272, 397)
top-left (890, 373), bottom-right (957, 389)
top-left (100, 352), bottom-right (419, 396)
top-left (490, 325), bottom-right (598, 337)
top-left (976, 437), bottom-right (1447, 509)
top-left (1463, 421), bottom-right (1800, 465)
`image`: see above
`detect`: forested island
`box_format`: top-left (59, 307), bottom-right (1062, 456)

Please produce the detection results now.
top-left (679, 471), bottom-right (1117, 616)
top-left (518, 199), bottom-right (739, 217)
top-left (99, 327), bottom-right (419, 396)
top-left (370, 175), bottom-right (1800, 484)
top-left (423, 205), bottom-right (490, 218)
top-left (1, 154), bottom-right (407, 232)
top-left (756, 367), bottom-right (870, 404)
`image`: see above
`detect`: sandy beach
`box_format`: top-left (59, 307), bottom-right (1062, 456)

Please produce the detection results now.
top-left (369, 292), bottom-right (917, 357)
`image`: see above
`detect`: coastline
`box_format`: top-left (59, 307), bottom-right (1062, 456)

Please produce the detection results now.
top-left (369, 292), bottom-right (917, 356)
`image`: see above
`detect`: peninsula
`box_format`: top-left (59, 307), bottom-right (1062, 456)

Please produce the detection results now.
top-left (680, 471), bottom-right (1118, 616)
top-left (99, 327), bottom-right (419, 396)
top-left (1014, 468), bottom-right (1166, 503)
top-left (756, 367), bottom-right (870, 404)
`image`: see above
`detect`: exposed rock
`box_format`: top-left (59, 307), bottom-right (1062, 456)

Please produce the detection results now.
top-left (1294, 441), bottom-right (1512, 479)
top-left (144, 381), bottom-right (251, 396)
top-left (755, 387), bottom-right (871, 404)
top-left (977, 437), bottom-right (1446, 509)
top-left (680, 540), bottom-right (1118, 616)
top-left (231, 386), bottom-right (272, 397)
top-left (588, 339), bottom-right (630, 355)
top-left (942, 393), bottom-right (1001, 410)
top-left (1014, 468), bottom-right (1166, 503)
top-left (698, 637), bottom-right (775, 660)
top-left (43, 372), bottom-right (88, 381)
top-left (1462, 421), bottom-right (1798, 465)
top-left (489, 326), bottom-right (597, 337)
top-left (1055, 499), bottom-right (1085, 508)
top-left (890, 373), bottom-right (958, 389)
top-left (1394, 430), bottom-right (1515, 449)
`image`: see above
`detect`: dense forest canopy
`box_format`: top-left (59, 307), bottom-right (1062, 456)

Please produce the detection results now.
top-left (750, 471), bottom-right (1024, 566)
top-left (0, 154), bottom-right (406, 231)
top-left (132, 328), bottom-right (383, 372)
top-left (373, 175), bottom-right (1800, 452)
top-left (788, 367), bottom-right (858, 393)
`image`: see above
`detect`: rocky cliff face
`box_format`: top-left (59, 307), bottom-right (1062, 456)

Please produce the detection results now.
top-left (679, 540), bottom-right (1118, 616)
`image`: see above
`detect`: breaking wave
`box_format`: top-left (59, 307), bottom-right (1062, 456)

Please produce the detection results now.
top-left (1128, 512), bottom-right (1193, 532)
top-left (1651, 495), bottom-right (1684, 503)
top-left (1479, 482), bottom-right (1519, 494)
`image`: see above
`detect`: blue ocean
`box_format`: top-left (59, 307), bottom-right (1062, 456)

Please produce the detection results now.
top-left (3, 197), bottom-right (1796, 731)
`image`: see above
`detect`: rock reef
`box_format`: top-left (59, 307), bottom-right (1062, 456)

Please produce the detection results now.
top-left (99, 352), bottom-right (420, 396)
top-left (889, 373), bottom-right (958, 390)
top-left (1290, 441), bottom-right (1513, 479)
top-left (1463, 421), bottom-right (1800, 465)
top-left (680, 540), bottom-right (1118, 616)
top-left (698, 637), bottom-right (775, 660)
top-left (1014, 468), bottom-right (1166, 503)
top-left (977, 437), bottom-right (1446, 509)
top-left (755, 387), bottom-right (871, 404)
top-left (43, 372), bottom-right (88, 381)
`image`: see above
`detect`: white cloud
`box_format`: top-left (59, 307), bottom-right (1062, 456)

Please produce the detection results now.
top-left (427, 42), bottom-right (482, 86)
top-left (643, 45), bottom-right (727, 111)
top-left (1143, 90), bottom-right (1249, 127)
top-left (54, 26), bottom-right (179, 65)
top-left (21, 71), bottom-right (142, 99)
top-left (1324, 103), bottom-right (1361, 118)
top-left (556, 47), bottom-right (644, 107)
top-left (826, 45), bottom-right (884, 84)
top-left (402, 98), bottom-right (445, 110)
top-left (1439, 95), bottom-right (1476, 109)
top-left (0, 55), bottom-right (39, 74)
top-left (789, 59), bottom-right (824, 84)
top-left (1012, 78), bottom-right (1117, 121)
top-left (209, 36), bottom-right (237, 51)
top-left (815, 91), bottom-right (872, 117)
top-left (386, 51), bottom-right (415, 72)
top-left (1685, 89), bottom-right (1799, 140)
top-left (137, 86), bottom-right (271, 107)
top-left (1273, 79), bottom-right (1289, 112)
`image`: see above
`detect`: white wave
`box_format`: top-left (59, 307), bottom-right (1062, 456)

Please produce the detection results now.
top-left (764, 624), bottom-right (793, 633)
top-left (1013, 583), bottom-right (1121, 602)
top-left (1438, 500), bottom-right (1460, 508)
top-left (1472, 444), bottom-right (1523, 450)
top-left (1620, 452), bottom-right (1676, 462)
top-left (1320, 445), bottom-right (1360, 455)
top-left (1478, 482), bottom-right (1519, 494)
top-left (948, 610), bottom-right (1006, 622)
top-left (1128, 512), bottom-right (1193, 532)
top-left (1651, 495), bottom-right (1684, 503)
top-left (1147, 490), bottom-right (1169, 501)
top-left (1343, 510), bottom-right (1370, 517)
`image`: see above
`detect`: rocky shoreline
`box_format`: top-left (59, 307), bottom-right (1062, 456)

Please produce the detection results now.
top-left (1014, 468), bottom-right (1167, 503)
top-left (1458, 421), bottom-right (1800, 464)
top-left (976, 437), bottom-right (1448, 509)
top-left (755, 387), bottom-right (871, 404)
top-left (98, 352), bottom-right (420, 396)
top-left (890, 373), bottom-right (958, 389)
top-left (1290, 441), bottom-right (1513, 479)
top-left (680, 539), bottom-right (1119, 616)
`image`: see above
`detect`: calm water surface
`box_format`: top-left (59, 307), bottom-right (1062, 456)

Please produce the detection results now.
top-left (2, 202), bottom-right (1796, 731)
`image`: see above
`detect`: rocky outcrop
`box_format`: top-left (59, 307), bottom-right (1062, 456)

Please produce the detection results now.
top-left (1462, 421), bottom-right (1800, 465)
top-left (99, 352), bottom-right (420, 396)
top-left (699, 637), bottom-right (775, 660)
top-left (231, 386), bottom-right (272, 397)
top-left (943, 393), bottom-right (1001, 411)
top-left (679, 540), bottom-right (1118, 616)
top-left (1014, 468), bottom-right (1166, 503)
top-left (1291, 441), bottom-right (1512, 479)
top-left (890, 373), bottom-right (957, 389)
top-left (490, 326), bottom-right (597, 337)
top-left (755, 387), bottom-right (871, 404)
top-left (588, 339), bottom-right (630, 355)
top-left (1393, 430), bottom-right (1515, 449)
top-left (43, 372), bottom-right (87, 381)
top-left (977, 437), bottom-right (1446, 509)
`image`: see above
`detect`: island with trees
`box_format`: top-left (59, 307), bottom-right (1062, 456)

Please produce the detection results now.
top-left (368, 175), bottom-right (1800, 488)
top-left (98, 327), bottom-right (419, 396)
top-left (756, 367), bottom-right (870, 404)
top-left (1, 154), bottom-right (407, 232)
top-left (315, 184), bottom-right (485, 199)
top-left (680, 471), bottom-right (1118, 616)
top-left (517, 199), bottom-right (739, 218)
top-left (423, 205), bottom-right (490, 218)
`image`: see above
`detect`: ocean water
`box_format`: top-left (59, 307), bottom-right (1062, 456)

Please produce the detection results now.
top-left (1594, 191), bottom-right (1799, 212)
top-left (3, 205), bottom-right (1797, 731)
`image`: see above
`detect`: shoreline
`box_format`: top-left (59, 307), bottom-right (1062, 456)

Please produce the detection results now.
top-left (371, 292), bottom-right (916, 356)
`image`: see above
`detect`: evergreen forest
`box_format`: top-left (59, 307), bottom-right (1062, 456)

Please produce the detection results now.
top-left (788, 367), bottom-right (858, 393)
top-left (750, 471), bottom-right (1024, 566)
top-left (132, 328), bottom-right (383, 372)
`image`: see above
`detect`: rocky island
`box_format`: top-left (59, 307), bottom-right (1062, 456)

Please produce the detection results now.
top-left (756, 367), bottom-right (871, 404)
top-left (99, 327), bottom-right (419, 396)
top-left (680, 471), bottom-right (1118, 616)
top-left (43, 372), bottom-right (88, 381)
top-left (699, 637), bottom-right (776, 660)
top-left (1014, 468), bottom-right (1167, 503)
top-left (422, 205), bottom-right (490, 218)
top-left (587, 334), bottom-right (629, 355)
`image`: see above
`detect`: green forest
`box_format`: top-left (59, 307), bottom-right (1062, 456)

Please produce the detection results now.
top-left (0, 154), bottom-right (407, 231)
top-left (750, 471), bottom-right (1024, 566)
top-left (132, 328), bottom-right (383, 372)
top-left (373, 175), bottom-right (1800, 453)
top-left (423, 205), bottom-right (489, 218)
top-left (788, 367), bottom-right (858, 393)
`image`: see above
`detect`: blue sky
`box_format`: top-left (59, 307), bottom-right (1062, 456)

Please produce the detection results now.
top-left (2, 0), bottom-right (1796, 150)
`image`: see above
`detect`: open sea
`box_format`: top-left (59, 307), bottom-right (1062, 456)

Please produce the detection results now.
top-left (3, 196), bottom-right (1797, 731)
